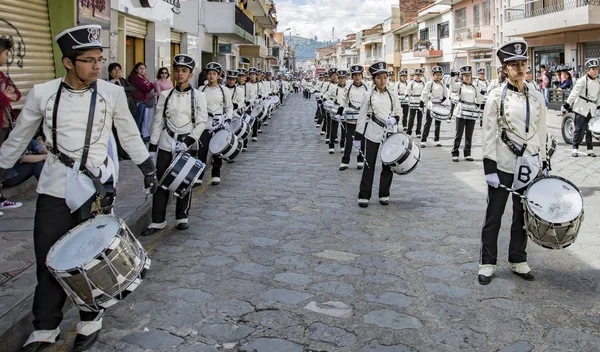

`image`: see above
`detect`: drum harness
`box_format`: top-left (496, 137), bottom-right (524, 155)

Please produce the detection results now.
top-left (163, 86), bottom-right (198, 144)
top-left (50, 81), bottom-right (114, 214)
top-left (202, 84), bottom-right (228, 133)
top-left (457, 83), bottom-right (480, 117)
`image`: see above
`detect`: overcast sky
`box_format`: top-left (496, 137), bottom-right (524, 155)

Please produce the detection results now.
top-left (276, 0), bottom-right (399, 41)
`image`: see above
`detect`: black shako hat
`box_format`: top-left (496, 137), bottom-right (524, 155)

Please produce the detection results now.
top-left (248, 67), bottom-right (258, 74)
top-left (337, 70), bottom-right (348, 77)
top-left (399, 68), bottom-right (408, 76)
top-left (226, 70), bottom-right (238, 78)
top-left (432, 66), bottom-right (443, 73)
top-left (238, 68), bottom-right (248, 76)
top-left (477, 68), bottom-right (485, 74)
top-left (497, 40), bottom-right (528, 63)
top-left (205, 62), bottom-right (222, 74)
top-left (350, 65), bottom-right (364, 74)
top-left (55, 25), bottom-right (103, 57)
top-left (173, 54), bottom-right (195, 70)
top-left (413, 68), bottom-right (424, 75)
top-left (585, 59), bottom-right (599, 70)
top-left (328, 67), bottom-right (338, 76)
top-left (459, 65), bottom-right (472, 74)
top-left (368, 61), bottom-right (387, 77)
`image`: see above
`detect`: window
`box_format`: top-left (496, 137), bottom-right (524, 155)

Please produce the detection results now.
top-left (402, 36), bottom-right (409, 52)
top-left (455, 7), bottom-right (467, 29)
top-left (411, 34), bottom-right (417, 49)
top-left (419, 28), bottom-right (429, 41)
top-left (483, 0), bottom-right (491, 25)
top-left (439, 22), bottom-right (449, 39)
top-left (473, 4), bottom-right (480, 26)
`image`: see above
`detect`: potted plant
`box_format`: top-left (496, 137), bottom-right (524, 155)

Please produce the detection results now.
top-left (474, 25), bottom-right (481, 38)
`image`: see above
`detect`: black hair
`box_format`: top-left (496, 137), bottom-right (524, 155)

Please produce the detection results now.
top-left (0, 36), bottom-right (13, 53)
top-left (156, 67), bottom-right (170, 79)
top-left (129, 62), bottom-right (146, 80)
top-left (107, 62), bottom-right (122, 80)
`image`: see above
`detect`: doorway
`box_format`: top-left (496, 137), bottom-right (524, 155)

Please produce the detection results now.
top-left (533, 45), bottom-right (564, 73)
top-left (126, 36), bottom-right (145, 77)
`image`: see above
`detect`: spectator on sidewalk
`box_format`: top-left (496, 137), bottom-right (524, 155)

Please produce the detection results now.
top-left (559, 70), bottom-right (572, 90)
top-left (129, 62), bottom-right (154, 133)
top-left (0, 36), bottom-right (21, 147)
top-left (2, 139), bottom-right (47, 188)
top-left (141, 67), bottom-right (174, 142)
top-left (108, 62), bottom-right (136, 160)
top-left (541, 65), bottom-right (549, 105)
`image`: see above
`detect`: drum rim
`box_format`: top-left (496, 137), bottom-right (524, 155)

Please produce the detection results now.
top-left (173, 159), bottom-right (205, 198)
top-left (381, 132), bottom-right (412, 164)
top-left (524, 175), bottom-right (584, 226)
top-left (210, 130), bottom-right (234, 154)
top-left (158, 152), bottom-right (189, 188)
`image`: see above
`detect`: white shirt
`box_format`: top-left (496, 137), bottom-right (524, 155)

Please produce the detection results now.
top-left (150, 86), bottom-right (209, 152)
top-left (257, 81), bottom-right (270, 98)
top-left (482, 83), bottom-right (547, 174)
top-left (566, 75), bottom-right (600, 116)
top-left (199, 84), bottom-right (233, 128)
top-left (225, 84), bottom-right (245, 109)
top-left (452, 83), bottom-right (479, 118)
top-left (0, 79), bottom-right (149, 199)
top-left (245, 81), bottom-right (258, 106)
top-left (420, 80), bottom-right (448, 104)
top-left (357, 88), bottom-right (403, 143)
top-left (345, 82), bottom-right (369, 125)
top-left (406, 80), bottom-right (426, 104)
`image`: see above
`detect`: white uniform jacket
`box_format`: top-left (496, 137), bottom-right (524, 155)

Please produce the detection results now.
top-left (406, 80), bottom-right (426, 106)
top-left (323, 82), bottom-right (340, 104)
top-left (356, 88), bottom-right (403, 144)
top-left (482, 83), bottom-right (547, 174)
top-left (345, 82), bottom-right (369, 125)
top-left (395, 81), bottom-right (408, 104)
top-left (269, 80), bottom-right (278, 95)
top-left (0, 79), bottom-right (149, 199)
top-left (488, 78), bottom-right (507, 93)
top-left (566, 75), bottom-right (600, 116)
top-left (420, 80), bottom-right (448, 112)
top-left (335, 83), bottom-right (349, 112)
top-left (474, 78), bottom-right (489, 104)
top-left (150, 86), bottom-right (209, 152)
top-left (225, 84), bottom-right (245, 110)
top-left (451, 80), bottom-right (480, 119)
top-left (387, 81), bottom-right (397, 95)
top-left (257, 81), bottom-right (270, 98)
top-left (199, 84), bottom-right (233, 130)
top-left (245, 82), bottom-right (258, 106)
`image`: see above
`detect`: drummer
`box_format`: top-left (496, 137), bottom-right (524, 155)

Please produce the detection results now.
top-left (333, 69), bottom-right (350, 154)
top-left (419, 66), bottom-right (448, 147)
top-left (479, 40), bottom-right (547, 285)
top-left (199, 62), bottom-right (234, 185)
top-left (237, 68), bottom-right (251, 151)
top-left (323, 68), bottom-right (338, 146)
top-left (246, 67), bottom-right (260, 142)
top-left (145, 54), bottom-right (209, 235)
top-left (405, 68), bottom-right (426, 138)
top-left (225, 70), bottom-right (244, 112)
top-left (257, 70), bottom-right (270, 132)
top-left (488, 66), bottom-right (507, 92)
top-left (450, 66), bottom-right (480, 162)
top-left (395, 69), bottom-right (409, 130)
top-left (0, 25), bottom-right (156, 351)
top-left (339, 65), bottom-right (368, 170)
top-left (354, 61), bottom-right (403, 208)
top-left (387, 70), bottom-right (397, 94)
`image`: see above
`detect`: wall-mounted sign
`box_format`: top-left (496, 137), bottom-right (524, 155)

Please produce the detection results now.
top-left (78, 0), bottom-right (111, 28)
top-left (219, 44), bottom-right (232, 54)
top-left (139, 0), bottom-right (158, 8)
top-left (163, 0), bottom-right (180, 8)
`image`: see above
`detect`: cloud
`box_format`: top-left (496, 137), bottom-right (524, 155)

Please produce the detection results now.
top-left (276, 0), bottom-right (398, 41)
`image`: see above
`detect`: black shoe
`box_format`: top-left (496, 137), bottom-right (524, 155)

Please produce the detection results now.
top-left (72, 331), bottom-right (99, 352)
top-left (478, 275), bottom-right (492, 285)
top-left (512, 271), bottom-right (535, 281)
top-left (141, 227), bottom-right (161, 237)
top-left (588, 151), bottom-right (596, 157)
top-left (379, 200), bottom-right (389, 206)
top-left (358, 203), bottom-right (368, 208)
top-left (176, 223), bottom-right (189, 230)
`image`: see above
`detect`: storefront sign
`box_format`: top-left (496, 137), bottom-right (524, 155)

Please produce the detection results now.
top-left (163, 0), bottom-right (181, 8)
top-left (140, 0), bottom-right (158, 8)
top-left (78, 0), bottom-right (110, 28)
top-left (219, 44), bottom-right (232, 54)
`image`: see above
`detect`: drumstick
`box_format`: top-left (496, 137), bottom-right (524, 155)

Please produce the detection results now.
top-left (498, 184), bottom-right (543, 208)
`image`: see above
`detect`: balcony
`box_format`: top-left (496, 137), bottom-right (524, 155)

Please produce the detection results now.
top-left (239, 44), bottom-right (268, 58)
top-left (452, 25), bottom-right (493, 51)
top-left (364, 55), bottom-right (384, 65)
top-left (504, 0), bottom-right (600, 37)
top-left (204, 2), bottom-right (254, 44)
top-left (247, 0), bottom-right (277, 29)
top-left (414, 49), bottom-right (443, 58)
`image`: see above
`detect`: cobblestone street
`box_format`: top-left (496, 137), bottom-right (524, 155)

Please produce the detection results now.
top-left (49, 94), bottom-right (599, 352)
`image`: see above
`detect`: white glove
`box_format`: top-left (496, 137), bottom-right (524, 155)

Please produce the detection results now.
top-left (560, 106), bottom-right (566, 113)
top-left (149, 151), bottom-right (156, 163)
top-left (386, 117), bottom-right (396, 127)
top-left (543, 168), bottom-right (550, 177)
top-left (222, 119), bottom-right (231, 128)
top-left (175, 142), bottom-right (187, 153)
top-left (485, 173), bottom-right (500, 188)
top-left (352, 140), bottom-right (361, 149)
top-left (335, 114), bottom-right (343, 122)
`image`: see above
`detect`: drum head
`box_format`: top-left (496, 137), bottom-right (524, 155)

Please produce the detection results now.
top-left (209, 130), bottom-right (231, 154)
top-left (527, 177), bottom-right (583, 224)
top-left (589, 117), bottom-right (600, 133)
top-left (381, 133), bottom-right (410, 164)
top-left (47, 215), bottom-right (121, 271)
top-left (432, 106), bottom-right (450, 115)
top-left (227, 118), bottom-right (242, 134)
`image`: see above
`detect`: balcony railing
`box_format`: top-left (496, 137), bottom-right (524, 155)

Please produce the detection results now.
top-left (235, 5), bottom-right (254, 36)
top-left (454, 25), bottom-right (492, 42)
top-left (506, 0), bottom-right (600, 22)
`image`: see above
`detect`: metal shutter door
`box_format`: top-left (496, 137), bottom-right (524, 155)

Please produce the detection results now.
top-left (170, 31), bottom-right (181, 44)
top-left (125, 16), bottom-right (147, 39)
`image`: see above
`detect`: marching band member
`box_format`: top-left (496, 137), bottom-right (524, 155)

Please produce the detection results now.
top-left (525, 66), bottom-right (540, 92)
top-left (339, 65), bottom-right (368, 170)
top-left (256, 70), bottom-right (270, 134)
top-left (0, 25), bottom-right (156, 352)
top-left (333, 70), bottom-right (349, 154)
top-left (387, 70), bottom-right (397, 94)
top-left (395, 69), bottom-right (409, 131)
top-left (199, 62), bottom-right (233, 185)
top-left (474, 68), bottom-right (489, 127)
top-left (479, 41), bottom-right (547, 285)
top-left (225, 70), bottom-right (245, 111)
top-left (451, 66), bottom-right (480, 162)
top-left (564, 58), bottom-right (600, 157)
top-left (419, 66), bottom-right (447, 147)
top-left (405, 68), bottom-right (426, 137)
top-left (355, 62), bottom-right (403, 208)
top-left (145, 54), bottom-right (208, 235)
top-left (323, 68), bottom-right (339, 152)
top-left (488, 66), bottom-right (507, 92)
top-left (237, 68), bottom-right (251, 151)
top-left (313, 74), bottom-right (324, 128)
top-left (246, 68), bottom-right (260, 142)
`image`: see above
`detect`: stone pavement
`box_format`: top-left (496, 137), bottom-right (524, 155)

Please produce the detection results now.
top-left (7, 94), bottom-right (600, 351)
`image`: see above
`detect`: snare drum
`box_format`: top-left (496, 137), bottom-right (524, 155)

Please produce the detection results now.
top-left (523, 176), bottom-right (584, 250)
top-left (243, 112), bottom-right (256, 130)
top-left (588, 116), bottom-right (600, 138)
top-left (46, 215), bottom-right (150, 312)
top-left (344, 112), bottom-right (359, 122)
top-left (227, 117), bottom-right (250, 141)
top-left (430, 104), bottom-right (451, 121)
top-left (158, 152), bottom-right (206, 198)
top-left (209, 129), bottom-right (242, 161)
top-left (380, 132), bottom-right (421, 175)
top-left (546, 133), bottom-right (557, 159)
top-left (460, 104), bottom-right (481, 120)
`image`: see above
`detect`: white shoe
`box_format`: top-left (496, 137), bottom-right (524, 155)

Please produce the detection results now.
top-left (0, 200), bottom-right (22, 210)
top-left (316, 124), bottom-right (321, 128)
top-left (263, 122), bottom-right (268, 126)
top-left (328, 148), bottom-right (334, 154)
top-left (211, 177), bottom-right (220, 185)
top-left (320, 131), bottom-right (325, 135)
top-left (509, 262), bottom-right (531, 274)
top-left (358, 199), bottom-right (369, 207)
top-left (325, 139), bottom-right (330, 143)
top-left (258, 129), bottom-right (263, 133)
top-left (435, 142), bottom-right (442, 147)
top-left (339, 163), bottom-right (349, 170)
top-left (417, 134), bottom-right (422, 138)
top-left (252, 137), bottom-right (258, 141)
top-left (452, 156), bottom-right (459, 162)
top-left (420, 142), bottom-right (426, 148)
top-left (357, 162), bottom-right (364, 169)
top-left (242, 148), bottom-right (248, 152)
top-left (339, 147), bottom-right (344, 153)
top-left (379, 197), bottom-right (390, 205)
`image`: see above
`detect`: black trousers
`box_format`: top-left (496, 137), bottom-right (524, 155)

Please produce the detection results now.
top-left (152, 149), bottom-right (192, 223)
top-left (481, 171), bottom-right (528, 265)
top-left (407, 108), bottom-right (423, 135)
top-left (573, 112), bottom-right (594, 150)
top-left (342, 123), bottom-right (364, 164)
top-left (421, 111), bottom-right (441, 142)
top-left (329, 118), bottom-right (339, 148)
top-left (401, 104), bottom-right (409, 129)
top-left (323, 113), bottom-right (331, 139)
top-left (33, 195), bottom-right (100, 330)
top-left (3, 161), bottom-right (43, 187)
top-left (452, 118), bottom-right (476, 157)
top-left (252, 118), bottom-right (261, 137)
top-left (339, 122), bottom-right (346, 149)
top-left (316, 102), bottom-right (324, 123)
top-left (198, 130), bottom-right (222, 178)
top-left (358, 138), bottom-right (393, 200)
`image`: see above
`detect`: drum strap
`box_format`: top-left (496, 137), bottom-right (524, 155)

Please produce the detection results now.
top-left (499, 84), bottom-right (531, 156)
top-left (202, 84), bottom-right (226, 115)
top-left (163, 86), bottom-right (196, 125)
top-left (347, 83), bottom-right (367, 110)
top-left (458, 83), bottom-right (478, 104)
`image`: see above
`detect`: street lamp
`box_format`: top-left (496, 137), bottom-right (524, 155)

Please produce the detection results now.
top-left (284, 28), bottom-right (293, 73)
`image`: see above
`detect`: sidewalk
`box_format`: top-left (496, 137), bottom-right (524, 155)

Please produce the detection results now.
top-left (0, 160), bottom-right (153, 352)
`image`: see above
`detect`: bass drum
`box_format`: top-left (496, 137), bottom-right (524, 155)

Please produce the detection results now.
top-left (380, 132), bottom-right (421, 175)
top-left (523, 176), bottom-right (584, 250)
top-left (209, 130), bottom-right (242, 161)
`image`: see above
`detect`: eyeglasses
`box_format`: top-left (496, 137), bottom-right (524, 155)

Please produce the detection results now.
top-left (75, 58), bottom-right (106, 65)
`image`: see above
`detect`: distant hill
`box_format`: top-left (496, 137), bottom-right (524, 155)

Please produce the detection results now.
top-left (289, 36), bottom-right (339, 62)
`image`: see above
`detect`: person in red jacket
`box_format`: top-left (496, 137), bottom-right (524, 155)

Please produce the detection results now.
top-left (0, 36), bottom-right (21, 147)
top-left (128, 62), bottom-right (154, 133)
